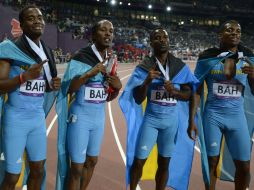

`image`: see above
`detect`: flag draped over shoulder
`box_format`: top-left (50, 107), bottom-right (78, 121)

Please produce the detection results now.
top-left (194, 47), bottom-right (254, 183)
top-left (0, 40), bottom-right (57, 189)
top-left (56, 45), bottom-right (100, 190)
top-left (119, 54), bottom-right (199, 190)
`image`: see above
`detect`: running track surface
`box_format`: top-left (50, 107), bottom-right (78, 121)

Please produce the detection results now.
top-left (33, 62), bottom-right (254, 190)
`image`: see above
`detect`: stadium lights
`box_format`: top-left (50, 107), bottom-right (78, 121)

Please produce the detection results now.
top-left (128, 2), bottom-right (131, 6)
top-left (148, 4), bottom-right (152, 9)
top-left (97, 0), bottom-right (100, 1)
top-left (119, 1), bottom-right (122, 5)
top-left (166, 6), bottom-right (171, 11)
top-left (110, 0), bottom-right (116, 5)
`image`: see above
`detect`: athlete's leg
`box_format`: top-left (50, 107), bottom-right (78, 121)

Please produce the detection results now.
top-left (234, 160), bottom-right (250, 190)
top-left (80, 120), bottom-right (105, 190)
top-left (155, 125), bottom-right (176, 190)
top-left (1, 111), bottom-right (27, 189)
top-left (130, 158), bottom-right (147, 190)
top-left (225, 115), bottom-right (251, 190)
top-left (26, 118), bottom-right (47, 190)
top-left (67, 113), bottom-right (90, 190)
top-left (155, 155), bottom-right (170, 190)
top-left (80, 155), bottom-right (98, 190)
top-left (27, 160), bottom-right (45, 190)
top-left (0, 172), bottom-right (20, 190)
top-left (130, 122), bottom-right (158, 190)
top-left (68, 162), bottom-right (84, 190)
top-left (206, 156), bottom-right (220, 190)
top-left (203, 112), bottom-right (223, 190)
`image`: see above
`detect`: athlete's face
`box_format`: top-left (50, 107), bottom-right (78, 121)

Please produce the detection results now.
top-left (150, 29), bottom-right (169, 53)
top-left (93, 20), bottom-right (114, 49)
top-left (20, 8), bottom-right (45, 39)
top-left (219, 22), bottom-right (241, 48)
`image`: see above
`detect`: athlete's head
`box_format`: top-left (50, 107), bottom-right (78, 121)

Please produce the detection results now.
top-left (150, 27), bottom-right (169, 54)
top-left (91, 20), bottom-right (114, 50)
top-left (19, 5), bottom-right (45, 40)
top-left (218, 20), bottom-right (241, 49)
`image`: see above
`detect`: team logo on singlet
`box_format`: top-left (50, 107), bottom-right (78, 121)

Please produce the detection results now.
top-left (150, 87), bottom-right (177, 106)
top-left (213, 81), bottom-right (243, 99)
top-left (19, 77), bottom-right (45, 97)
top-left (84, 83), bottom-right (108, 103)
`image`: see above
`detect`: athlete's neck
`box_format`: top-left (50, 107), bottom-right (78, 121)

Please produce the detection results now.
top-left (95, 44), bottom-right (107, 59)
top-left (26, 34), bottom-right (41, 47)
top-left (155, 52), bottom-right (168, 65)
top-left (220, 44), bottom-right (238, 53)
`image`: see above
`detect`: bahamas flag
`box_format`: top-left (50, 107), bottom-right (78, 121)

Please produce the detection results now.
top-left (194, 47), bottom-right (254, 183)
top-left (0, 40), bottom-right (57, 189)
top-left (119, 54), bottom-right (199, 190)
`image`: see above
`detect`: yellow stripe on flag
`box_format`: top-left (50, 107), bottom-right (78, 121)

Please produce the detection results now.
top-left (141, 145), bottom-right (158, 180)
top-left (16, 152), bottom-right (27, 187)
top-left (216, 137), bottom-right (225, 178)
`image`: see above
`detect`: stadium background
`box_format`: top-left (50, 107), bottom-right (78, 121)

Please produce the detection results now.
top-left (0, 0), bottom-right (254, 189)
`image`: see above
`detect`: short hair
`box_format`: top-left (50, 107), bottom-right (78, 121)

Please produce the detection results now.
top-left (19, 5), bottom-right (39, 24)
top-left (149, 27), bottom-right (166, 41)
top-left (91, 19), bottom-right (111, 42)
top-left (218, 20), bottom-right (240, 34)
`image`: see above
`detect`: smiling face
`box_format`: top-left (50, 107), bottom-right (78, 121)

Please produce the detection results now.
top-left (93, 20), bottom-right (114, 50)
top-left (20, 8), bottom-right (45, 40)
top-left (219, 21), bottom-right (241, 49)
top-left (150, 29), bottom-right (169, 54)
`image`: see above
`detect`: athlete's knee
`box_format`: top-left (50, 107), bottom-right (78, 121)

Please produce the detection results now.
top-left (29, 166), bottom-right (44, 179)
top-left (85, 156), bottom-right (98, 168)
top-left (70, 164), bottom-right (83, 179)
top-left (2, 172), bottom-right (20, 187)
top-left (28, 160), bottom-right (45, 179)
top-left (235, 160), bottom-right (250, 176)
top-left (132, 158), bottom-right (146, 170)
top-left (157, 155), bottom-right (170, 172)
top-left (208, 156), bottom-right (219, 170)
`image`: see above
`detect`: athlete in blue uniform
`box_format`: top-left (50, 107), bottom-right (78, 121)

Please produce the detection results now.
top-left (60, 20), bottom-right (122, 190)
top-left (0, 5), bottom-right (61, 190)
top-left (188, 20), bottom-right (254, 190)
top-left (128, 28), bottom-right (198, 190)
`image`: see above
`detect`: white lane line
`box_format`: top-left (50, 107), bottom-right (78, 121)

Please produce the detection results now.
top-left (108, 102), bottom-right (126, 165)
top-left (120, 74), bottom-right (132, 81)
top-left (108, 73), bottom-right (141, 190)
top-left (117, 69), bottom-right (134, 73)
top-left (46, 114), bottom-right (58, 136)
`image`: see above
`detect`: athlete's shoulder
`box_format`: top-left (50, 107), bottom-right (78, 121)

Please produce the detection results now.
top-left (198, 47), bottom-right (221, 60)
top-left (71, 45), bottom-right (97, 67)
top-left (238, 44), bottom-right (254, 57)
top-left (137, 55), bottom-right (155, 72)
top-left (168, 53), bottom-right (185, 66)
top-left (72, 46), bottom-right (92, 61)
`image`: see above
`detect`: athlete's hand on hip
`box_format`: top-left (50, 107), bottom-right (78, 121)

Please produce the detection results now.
top-left (144, 69), bottom-right (161, 85)
top-left (23, 59), bottom-right (48, 81)
top-left (187, 122), bottom-right (198, 141)
top-left (106, 75), bottom-right (122, 90)
top-left (242, 65), bottom-right (254, 78)
top-left (164, 80), bottom-right (175, 95)
top-left (51, 77), bottom-right (61, 90)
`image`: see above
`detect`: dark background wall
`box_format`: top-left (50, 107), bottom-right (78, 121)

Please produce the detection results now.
top-left (0, 5), bottom-right (88, 53)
